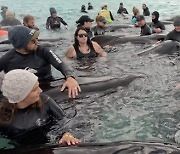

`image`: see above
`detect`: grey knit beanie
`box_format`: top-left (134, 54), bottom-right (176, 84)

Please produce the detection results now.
top-left (0, 69), bottom-right (38, 103)
top-left (174, 16), bottom-right (180, 26)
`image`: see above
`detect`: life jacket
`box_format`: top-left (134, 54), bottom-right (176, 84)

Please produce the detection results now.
top-left (0, 30), bottom-right (8, 36)
top-left (99, 9), bottom-right (112, 24)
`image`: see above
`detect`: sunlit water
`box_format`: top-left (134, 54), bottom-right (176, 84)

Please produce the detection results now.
top-left (0, 0), bottom-right (180, 150)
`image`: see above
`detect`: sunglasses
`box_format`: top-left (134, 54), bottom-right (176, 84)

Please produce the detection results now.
top-left (78, 34), bottom-right (88, 38)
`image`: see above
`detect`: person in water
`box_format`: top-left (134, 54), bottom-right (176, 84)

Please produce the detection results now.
top-left (164, 16), bottom-right (180, 42)
top-left (76, 15), bottom-right (94, 38)
top-left (0, 69), bottom-right (80, 146)
top-left (23, 15), bottom-right (39, 30)
top-left (149, 11), bottom-right (165, 33)
top-left (142, 4), bottom-right (150, 16)
top-left (81, 5), bottom-right (88, 13)
top-left (0, 11), bottom-right (21, 26)
top-left (46, 7), bottom-right (68, 30)
top-left (87, 2), bottom-right (93, 10)
top-left (65, 26), bottom-right (106, 60)
top-left (137, 15), bottom-right (152, 36)
top-left (1, 6), bottom-right (8, 19)
top-left (131, 7), bottom-right (140, 26)
top-left (117, 3), bottom-right (128, 14)
top-left (98, 3), bottom-right (114, 24)
top-left (92, 15), bottom-right (107, 36)
top-left (0, 26), bottom-right (80, 98)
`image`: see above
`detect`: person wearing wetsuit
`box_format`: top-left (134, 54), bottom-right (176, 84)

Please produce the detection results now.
top-left (117, 3), bottom-right (128, 14)
top-left (142, 4), bottom-right (150, 16)
top-left (66, 26), bottom-right (106, 59)
top-left (81, 5), bottom-right (88, 13)
top-left (164, 16), bottom-right (180, 42)
top-left (46, 7), bottom-right (68, 30)
top-left (137, 15), bottom-right (152, 36)
top-left (87, 2), bottom-right (93, 10)
top-left (149, 11), bottom-right (165, 33)
top-left (0, 69), bottom-right (80, 146)
top-left (1, 6), bottom-right (8, 19)
top-left (92, 15), bottom-right (106, 36)
top-left (76, 15), bottom-right (94, 38)
top-left (0, 26), bottom-right (81, 98)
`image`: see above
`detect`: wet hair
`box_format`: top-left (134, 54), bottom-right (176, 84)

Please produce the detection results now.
top-left (74, 26), bottom-right (93, 49)
top-left (23, 15), bottom-right (34, 25)
top-left (142, 3), bottom-right (147, 7)
top-left (96, 15), bottom-right (105, 23)
top-left (133, 8), bottom-right (140, 16)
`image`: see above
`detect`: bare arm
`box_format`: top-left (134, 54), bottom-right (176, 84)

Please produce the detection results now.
top-left (65, 45), bottom-right (76, 58)
top-left (92, 41), bottom-right (107, 57)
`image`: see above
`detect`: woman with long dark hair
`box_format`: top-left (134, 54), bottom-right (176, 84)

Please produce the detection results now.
top-left (66, 26), bottom-right (106, 60)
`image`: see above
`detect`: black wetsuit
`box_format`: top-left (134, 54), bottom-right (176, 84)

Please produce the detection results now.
top-left (73, 43), bottom-right (97, 60)
top-left (46, 16), bottom-right (68, 30)
top-left (93, 25), bottom-right (105, 36)
top-left (0, 18), bottom-right (21, 26)
top-left (0, 45), bottom-right (73, 82)
top-left (117, 8), bottom-right (128, 14)
top-left (149, 21), bottom-right (165, 33)
top-left (0, 94), bottom-right (65, 145)
top-left (88, 5), bottom-right (93, 10)
top-left (164, 29), bottom-right (180, 42)
top-left (140, 24), bottom-right (152, 36)
top-left (143, 7), bottom-right (150, 16)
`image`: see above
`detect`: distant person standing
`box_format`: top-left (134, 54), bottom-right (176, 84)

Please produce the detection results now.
top-left (98, 3), bottom-right (114, 24)
top-left (137, 15), bottom-right (152, 36)
top-left (81, 5), bottom-right (88, 13)
top-left (142, 4), bottom-right (150, 16)
top-left (1, 6), bottom-right (8, 19)
top-left (46, 7), bottom-right (68, 30)
top-left (149, 11), bottom-right (165, 33)
top-left (0, 11), bottom-right (21, 26)
top-left (23, 15), bottom-right (39, 30)
top-left (117, 3), bottom-right (128, 14)
top-left (87, 2), bottom-right (93, 10)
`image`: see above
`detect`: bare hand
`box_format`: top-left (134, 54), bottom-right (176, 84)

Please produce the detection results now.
top-left (154, 28), bottom-right (162, 33)
top-left (175, 83), bottom-right (180, 89)
top-left (61, 77), bottom-right (81, 98)
top-left (58, 133), bottom-right (81, 145)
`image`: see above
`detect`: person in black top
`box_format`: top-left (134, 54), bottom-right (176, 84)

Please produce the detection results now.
top-left (0, 69), bottom-right (80, 146)
top-left (149, 11), bottom-right (165, 33)
top-left (88, 2), bottom-right (93, 10)
top-left (81, 5), bottom-right (88, 13)
top-left (92, 15), bottom-right (106, 36)
top-left (23, 15), bottom-right (39, 30)
top-left (1, 6), bottom-right (8, 19)
top-left (46, 7), bottom-right (68, 30)
top-left (164, 16), bottom-right (180, 42)
top-left (66, 26), bottom-right (106, 59)
top-left (76, 15), bottom-right (94, 38)
top-left (142, 4), bottom-right (150, 16)
top-left (137, 15), bottom-right (152, 36)
top-left (0, 26), bottom-right (80, 98)
top-left (117, 3), bottom-right (128, 14)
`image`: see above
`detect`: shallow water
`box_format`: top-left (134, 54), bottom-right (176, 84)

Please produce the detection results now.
top-left (0, 0), bottom-right (180, 150)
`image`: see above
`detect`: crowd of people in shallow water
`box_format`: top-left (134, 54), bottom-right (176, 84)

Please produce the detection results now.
top-left (0, 1), bottom-right (180, 147)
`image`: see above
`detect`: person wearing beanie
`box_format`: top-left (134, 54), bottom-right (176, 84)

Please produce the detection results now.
top-left (76, 15), bottom-right (94, 38)
top-left (0, 69), bottom-right (80, 146)
top-left (23, 14), bottom-right (39, 30)
top-left (81, 5), bottom-right (88, 13)
top-left (137, 15), bottom-right (152, 36)
top-left (88, 2), bottom-right (93, 10)
top-left (98, 3), bottom-right (114, 24)
top-left (1, 6), bottom-right (8, 19)
top-left (0, 10), bottom-right (21, 26)
top-left (0, 25), bottom-right (81, 98)
top-left (164, 15), bottom-right (180, 42)
top-left (142, 3), bottom-right (150, 16)
top-left (149, 11), bottom-right (165, 33)
top-left (46, 7), bottom-right (68, 30)
top-left (117, 3), bottom-right (128, 14)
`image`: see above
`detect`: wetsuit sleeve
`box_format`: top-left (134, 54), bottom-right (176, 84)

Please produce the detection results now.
top-left (59, 17), bottom-right (68, 26)
top-left (46, 17), bottom-right (50, 29)
top-left (41, 47), bottom-right (73, 78)
top-left (160, 22), bottom-right (165, 30)
top-left (125, 9), bottom-right (128, 14)
top-left (109, 11), bottom-right (114, 21)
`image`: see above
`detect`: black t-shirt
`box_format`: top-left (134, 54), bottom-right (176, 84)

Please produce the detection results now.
top-left (140, 24), bottom-right (152, 36)
top-left (164, 29), bottom-right (180, 42)
top-left (0, 45), bottom-right (73, 82)
top-left (149, 21), bottom-right (165, 33)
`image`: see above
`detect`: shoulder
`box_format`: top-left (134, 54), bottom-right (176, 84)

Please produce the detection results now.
top-left (65, 45), bottom-right (76, 58)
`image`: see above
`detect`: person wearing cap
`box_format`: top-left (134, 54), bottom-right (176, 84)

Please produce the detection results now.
top-left (87, 2), bottom-right (93, 10)
top-left (46, 7), bottom-right (68, 30)
top-left (117, 3), bottom-right (128, 14)
top-left (0, 69), bottom-right (80, 145)
top-left (76, 15), bottom-right (94, 38)
top-left (23, 15), bottom-right (39, 30)
top-left (0, 11), bottom-right (21, 26)
top-left (142, 4), bottom-right (150, 16)
top-left (98, 3), bottom-right (114, 24)
top-left (1, 6), bottom-right (8, 19)
top-left (65, 26), bottom-right (106, 60)
top-left (92, 15), bottom-right (107, 36)
top-left (164, 16), bottom-right (180, 42)
top-left (81, 5), bottom-right (88, 13)
top-left (137, 15), bottom-right (152, 36)
top-left (149, 11), bottom-right (165, 33)
top-left (0, 25), bottom-right (81, 98)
